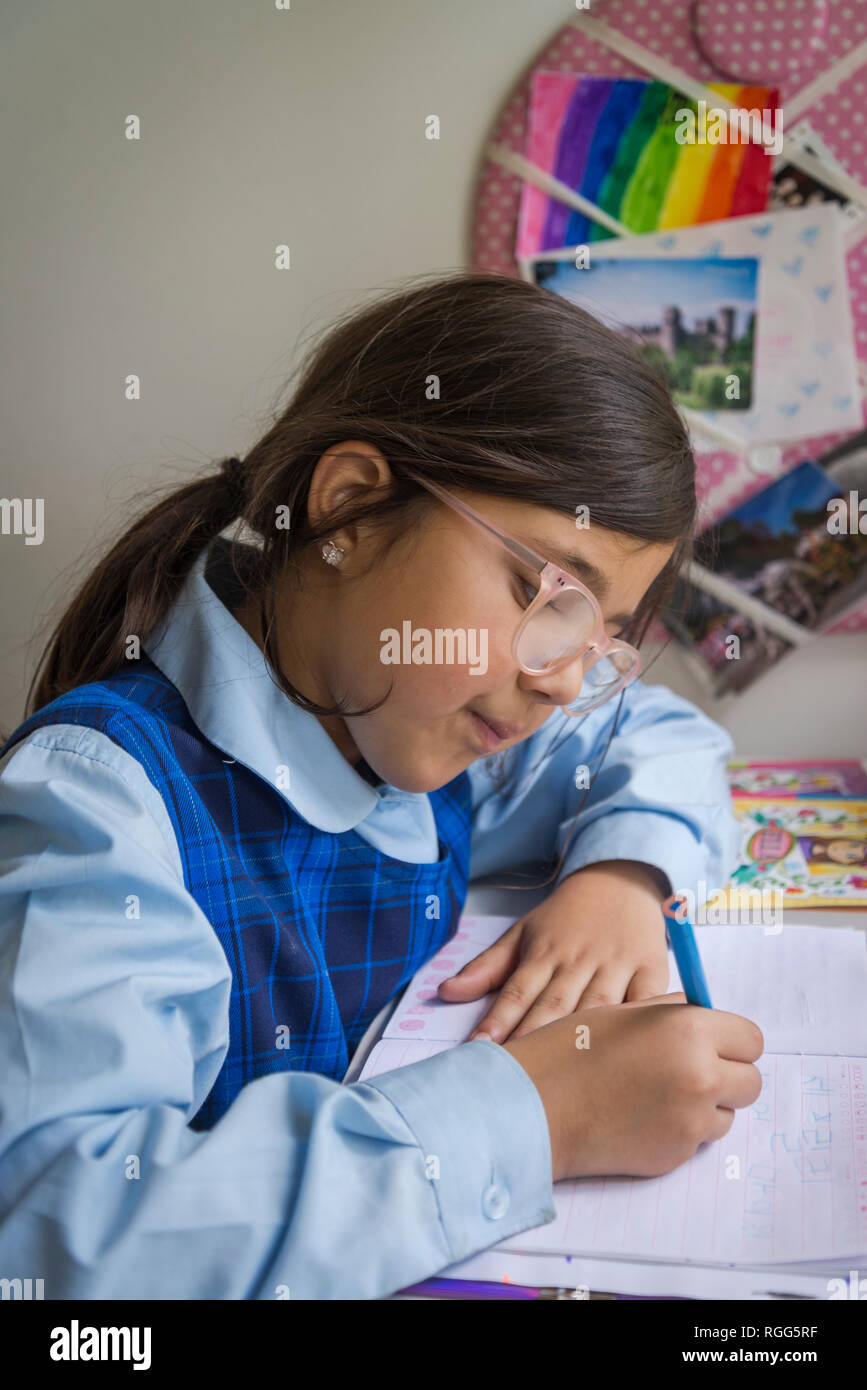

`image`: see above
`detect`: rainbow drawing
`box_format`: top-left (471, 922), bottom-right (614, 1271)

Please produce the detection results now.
top-left (516, 73), bottom-right (778, 258)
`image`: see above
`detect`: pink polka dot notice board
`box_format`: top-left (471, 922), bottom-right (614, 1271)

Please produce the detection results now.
top-left (470, 0), bottom-right (867, 635)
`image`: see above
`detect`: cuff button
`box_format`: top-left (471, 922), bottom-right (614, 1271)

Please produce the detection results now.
top-left (481, 1182), bottom-right (510, 1221)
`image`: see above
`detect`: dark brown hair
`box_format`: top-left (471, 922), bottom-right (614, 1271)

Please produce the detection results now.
top-left (27, 270), bottom-right (695, 729)
top-left (20, 269), bottom-right (700, 890)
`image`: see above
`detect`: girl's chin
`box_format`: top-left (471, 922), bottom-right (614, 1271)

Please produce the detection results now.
top-left (364, 742), bottom-right (475, 795)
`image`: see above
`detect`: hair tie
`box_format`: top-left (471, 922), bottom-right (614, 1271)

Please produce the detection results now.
top-left (220, 456), bottom-right (246, 509)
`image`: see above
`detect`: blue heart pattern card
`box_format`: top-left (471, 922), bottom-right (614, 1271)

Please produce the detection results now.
top-left (519, 204), bottom-right (860, 449)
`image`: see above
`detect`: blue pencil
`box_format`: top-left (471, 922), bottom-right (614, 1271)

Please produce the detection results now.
top-left (661, 894), bottom-right (713, 1008)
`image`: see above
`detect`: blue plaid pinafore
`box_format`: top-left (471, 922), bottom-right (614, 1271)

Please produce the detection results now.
top-left (1, 659), bottom-right (472, 1129)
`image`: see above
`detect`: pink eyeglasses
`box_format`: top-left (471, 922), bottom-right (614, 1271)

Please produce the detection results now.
top-left (406, 471), bottom-right (642, 716)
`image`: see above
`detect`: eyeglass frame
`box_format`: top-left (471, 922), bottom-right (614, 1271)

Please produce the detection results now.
top-left (403, 470), bottom-right (642, 714)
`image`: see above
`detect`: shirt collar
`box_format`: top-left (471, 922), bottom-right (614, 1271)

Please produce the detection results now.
top-left (142, 536), bottom-right (381, 833)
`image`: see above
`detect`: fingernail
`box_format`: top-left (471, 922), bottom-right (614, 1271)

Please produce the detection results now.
top-left (471, 1030), bottom-right (491, 1042)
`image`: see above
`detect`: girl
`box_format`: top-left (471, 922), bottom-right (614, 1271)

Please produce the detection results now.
top-left (0, 272), bottom-right (763, 1300)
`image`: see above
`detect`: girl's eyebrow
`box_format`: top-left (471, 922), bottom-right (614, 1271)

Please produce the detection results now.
top-left (523, 537), bottom-right (635, 628)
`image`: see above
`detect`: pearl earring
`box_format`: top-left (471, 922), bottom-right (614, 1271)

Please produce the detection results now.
top-left (321, 540), bottom-right (345, 566)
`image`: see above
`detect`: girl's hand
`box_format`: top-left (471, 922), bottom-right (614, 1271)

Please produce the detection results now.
top-left (502, 997), bottom-right (764, 1182)
top-left (438, 860), bottom-right (671, 1043)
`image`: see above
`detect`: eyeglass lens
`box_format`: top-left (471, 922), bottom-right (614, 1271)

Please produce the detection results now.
top-left (516, 590), bottom-right (638, 712)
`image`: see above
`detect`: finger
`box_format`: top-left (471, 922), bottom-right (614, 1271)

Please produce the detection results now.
top-left (620, 989), bottom-right (687, 1010)
top-left (705, 1107), bottom-right (736, 1145)
top-left (467, 958), bottom-right (554, 1043)
top-left (625, 963), bottom-right (671, 1002)
top-left (716, 1058), bottom-right (765, 1112)
top-left (687, 1067), bottom-right (762, 1150)
top-left (620, 997), bottom-right (763, 1062)
top-left (437, 923), bottom-right (522, 1001)
top-left (508, 967), bottom-right (595, 1040)
top-left (574, 966), bottom-right (637, 1011)
top-left (706, 1010), bottom-right (766, 1064)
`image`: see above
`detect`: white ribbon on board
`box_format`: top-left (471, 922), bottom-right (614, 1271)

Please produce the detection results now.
top-left (785, 34), bottom-right (867, 122)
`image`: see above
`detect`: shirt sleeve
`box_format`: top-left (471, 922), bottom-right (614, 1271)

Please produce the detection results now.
top-left (468, 679), bottom-right (740, 898)
top-left (0, 728), bottom-right (555, 1301)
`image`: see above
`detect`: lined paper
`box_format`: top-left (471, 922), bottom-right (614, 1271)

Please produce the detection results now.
top-left (359, 915), bottom-right (867, 1266)
top-left (497, 1053), bottom-right (867, 1265)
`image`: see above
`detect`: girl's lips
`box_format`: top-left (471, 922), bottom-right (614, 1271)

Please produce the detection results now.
top-left (468, 709), bottom-right (522, 751)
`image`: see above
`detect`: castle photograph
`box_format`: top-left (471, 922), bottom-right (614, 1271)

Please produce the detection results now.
top-left (536, 254), bottom-right (758, 411)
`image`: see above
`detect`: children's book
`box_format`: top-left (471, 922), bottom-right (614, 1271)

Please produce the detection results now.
top-left (360, 915), bottom-right (867, 1272)
top-left (727, 758), bottom-right (867, 799)
top-left (708, 796), bottom-right (867, 909)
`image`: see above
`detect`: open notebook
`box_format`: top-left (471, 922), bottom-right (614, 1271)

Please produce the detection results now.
top-left (359, 915), bottom-right (867, 1275)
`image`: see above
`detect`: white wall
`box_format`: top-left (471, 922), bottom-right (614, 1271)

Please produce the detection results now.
top-left (645, 633), bottom-right (867, 758)
top-left (2, 0), bottom-right (865, 752)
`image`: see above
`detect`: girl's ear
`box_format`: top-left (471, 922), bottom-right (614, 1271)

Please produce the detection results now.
top-left (306, 442), bottom-right (393, 547)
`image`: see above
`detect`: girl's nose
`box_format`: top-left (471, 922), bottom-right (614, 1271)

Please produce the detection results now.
top-left (518, 652), bottom-right (584, 708)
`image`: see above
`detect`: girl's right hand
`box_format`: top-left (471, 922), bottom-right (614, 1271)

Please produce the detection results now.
top-left (500, 994), bottom-right (764, 1183)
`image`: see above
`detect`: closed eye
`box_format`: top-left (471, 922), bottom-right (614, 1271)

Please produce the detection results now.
top-left (514, 571), bottom-right (616, 625)
top-left (513, 573), bottom-right (539, 609)
top-left (513, 574), bottom-right (570, 617)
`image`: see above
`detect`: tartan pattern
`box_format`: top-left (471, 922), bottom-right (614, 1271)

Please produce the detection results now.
top-left (1, 658), bottom-right (472, 1129)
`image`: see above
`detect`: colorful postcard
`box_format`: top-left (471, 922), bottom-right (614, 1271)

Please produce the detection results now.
top-left (659, 459), bottom-right (867, 694)
top-left (516, 73), bottom-right (776, 258)
top-left (772, 119), bottom-right (867, 244)
top-left (531, 255), bottom-right (757, 411)
top-left (699, 460), bottom-right (867, 630)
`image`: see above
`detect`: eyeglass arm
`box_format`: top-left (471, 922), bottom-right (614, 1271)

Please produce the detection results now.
top-left (406, 471), bottom-right (545, 573)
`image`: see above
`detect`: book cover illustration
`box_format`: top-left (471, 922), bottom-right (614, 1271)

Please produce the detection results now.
top-left (710, 797), bottom-right (867, 909)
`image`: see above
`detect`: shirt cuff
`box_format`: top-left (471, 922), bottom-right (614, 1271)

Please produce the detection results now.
top-left (555, 807), bottom-right (732, 900)
top-left (362, 1039), bottom-right (555, 1265)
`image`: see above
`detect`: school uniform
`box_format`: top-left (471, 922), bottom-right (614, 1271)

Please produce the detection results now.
top-left (0, 535), bottom-right (738, 1299)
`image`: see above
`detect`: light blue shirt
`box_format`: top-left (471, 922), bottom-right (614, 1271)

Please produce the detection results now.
top-left (0, 539), bottom-right (738, 1299)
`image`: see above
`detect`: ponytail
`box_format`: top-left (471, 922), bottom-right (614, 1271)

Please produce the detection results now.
top-left (26, 460), bottom-right (243, 716)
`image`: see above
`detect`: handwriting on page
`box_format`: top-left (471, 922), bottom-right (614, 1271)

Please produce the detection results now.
top-left (361, 1043), bottom-right (867, 1264)
top-left (497, 1054), bottom-right (867, 1266)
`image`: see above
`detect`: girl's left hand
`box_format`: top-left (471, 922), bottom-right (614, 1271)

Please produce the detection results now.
top-left (438, 860), bottom-right (671, 1044)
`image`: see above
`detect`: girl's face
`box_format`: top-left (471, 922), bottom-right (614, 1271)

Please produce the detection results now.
top-left (826, 840), bottom-right (866, 866)
top-left (242, 445), bottom-right (676, 793)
